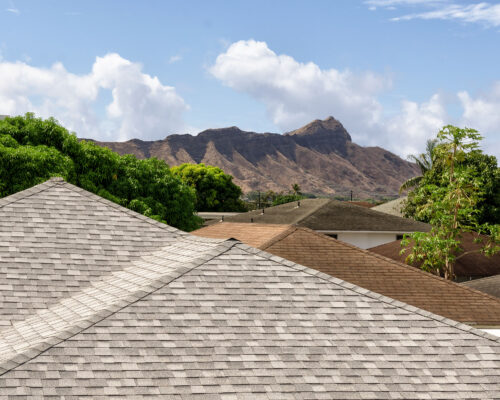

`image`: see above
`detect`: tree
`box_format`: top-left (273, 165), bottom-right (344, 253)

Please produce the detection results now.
top-left (291, 183), bottom-right (302, 195)
top-left (403, 142), bottom-right (500, 226)
top-left (171, 163), bottom-right (247, 212)
top-left (399, 139), bottom-right (438, 193)
top-left (401, 125), bottom-right (499, 280)
top-left (0, 113), bottom-right (202, 231)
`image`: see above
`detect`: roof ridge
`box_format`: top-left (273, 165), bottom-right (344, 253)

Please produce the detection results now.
top-left (259, 225), bottom-right (297, 250)
top-left (0, 177), bottom-right (185, 235)
top-left (234, 242), bottom-right (500, 343)
top-left (0, 236), bottom-right (235, 376)
top-left (295, 226), bottom-right (500, 309)
top-left (0, 177), bottom-right (61, 210)
top-left (293, 198), bottom-right (330, 224)
top-left (53, 178), bottom-right (184, 235)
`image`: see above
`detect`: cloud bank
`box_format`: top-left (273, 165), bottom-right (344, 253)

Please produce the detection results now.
top-left (0, 53), bottom-right (188, 141)
top-left (211, 40), bottom-right (499, 158)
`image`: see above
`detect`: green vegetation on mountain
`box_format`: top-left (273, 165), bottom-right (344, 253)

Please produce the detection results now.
top-left (0, 113), bottom-right (202, 231)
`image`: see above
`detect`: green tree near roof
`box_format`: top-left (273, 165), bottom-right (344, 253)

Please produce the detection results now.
top-left (171, 163), bottom-right (247, 212)
top-left (0, 113), bottom-right (202, 231)
top-left (399, 139), bottom-right (438, 193)
top-left (401, 125), bottom-right (499, 280)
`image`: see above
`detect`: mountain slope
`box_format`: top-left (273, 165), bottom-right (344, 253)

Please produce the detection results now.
top-left (94, 117), bottom-right (418, 197)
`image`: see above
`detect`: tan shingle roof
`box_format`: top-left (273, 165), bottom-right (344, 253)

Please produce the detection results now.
top-left (1, 180), bottom-right (500, 397)
top-left (194, 222), bottom-right (500, 327)
top-left (225, 198), bottom-right (431, 232)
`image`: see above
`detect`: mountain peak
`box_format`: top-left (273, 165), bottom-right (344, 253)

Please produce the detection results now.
top-left (286, 116), bottom-right (351, 141)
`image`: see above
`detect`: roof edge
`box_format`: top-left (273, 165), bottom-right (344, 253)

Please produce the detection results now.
top-left (235, 242), bottom-right (500, 343)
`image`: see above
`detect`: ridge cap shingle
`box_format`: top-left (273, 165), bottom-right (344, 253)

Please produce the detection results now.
top-left (233, 241), bottom-right (500, 343)
top-left (0, 236), bottom-right (235, 376)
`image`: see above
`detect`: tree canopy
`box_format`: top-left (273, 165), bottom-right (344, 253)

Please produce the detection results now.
top-left (171, 163), bottom-right (247, 212)
top-left (0, 113), bottom-right (202, 231)
top-left (401, 125), bottom-right (499, 279)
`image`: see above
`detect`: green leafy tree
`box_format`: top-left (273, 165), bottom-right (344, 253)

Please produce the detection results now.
top-left (171, 163), bottom-right (247, 212)
top-left (0, 113), bottom-right (202, 231)
top-left (399, 139), bottom-right (438, 193)
top-left (401, 125), bottom-right (499, 280)
top-left (403, 143), bottom-right (500, 226)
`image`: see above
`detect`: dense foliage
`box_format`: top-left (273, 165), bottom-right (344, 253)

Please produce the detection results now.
top-left (401, 125), bottom-right (499, 279)
top-left (0, 114), bottom-right (202, 231)
top-left (171, 163), bottom-right (247, 212)
top-left (403, 147), bottom-right (500, 225)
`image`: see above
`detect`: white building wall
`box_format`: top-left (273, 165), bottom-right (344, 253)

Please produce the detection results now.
top-left (481, 329), bottom-right (500, 338)
top-left (334, 232), bottom-right (399, 249)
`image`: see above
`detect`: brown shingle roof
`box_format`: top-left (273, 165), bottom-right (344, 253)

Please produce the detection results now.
top-left (193, 222), bottom-right (500, 327)
top-left (369, 233), bottom-right (500, 279)
top-left (225, 198), bottom-right (431, 232)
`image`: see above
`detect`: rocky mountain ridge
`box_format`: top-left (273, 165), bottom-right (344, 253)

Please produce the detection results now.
top-left (94, 117), bottom-right (418, 198)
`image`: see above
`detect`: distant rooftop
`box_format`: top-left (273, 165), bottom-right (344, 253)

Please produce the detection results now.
top-left (462, 275), bottom-right (500, 299)
top-left (372, 196), bottom-right (407, 217)
top-left (224, 198), bottom-right (430, 232)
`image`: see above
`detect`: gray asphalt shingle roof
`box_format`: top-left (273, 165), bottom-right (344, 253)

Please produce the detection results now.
top-left (462, 275), bottom-right (500, 299)
top-left (0, 178), bottom-right (499, 398)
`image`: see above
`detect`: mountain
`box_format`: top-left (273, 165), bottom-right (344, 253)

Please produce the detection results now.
top-left (93, 117), bottom-right (419, 198)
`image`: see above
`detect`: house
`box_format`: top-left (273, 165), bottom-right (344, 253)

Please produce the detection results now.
top-left (0, 178), bottom-right (499, 397)
top-left (462, 275), bottom-right (500, 299)
top-left (194, 222), bottom-right (500, 329)
top-left (369, 232), bottom-right (500, 281)
top-left (371, 196), bottom-right (407, 217)
top-left (223, 198), bottom-right (430, 248)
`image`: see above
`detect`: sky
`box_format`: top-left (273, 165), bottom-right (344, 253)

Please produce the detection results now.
top-left (1, 0), bottom-right (500, 159)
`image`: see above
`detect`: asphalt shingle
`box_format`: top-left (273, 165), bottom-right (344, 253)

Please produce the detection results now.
top-left (0, 179), bottom-right (499, 398)
top-left (194, 223), bottom-right (500, 327)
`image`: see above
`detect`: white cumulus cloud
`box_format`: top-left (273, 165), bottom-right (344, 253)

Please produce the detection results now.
top-left (210, 39), bottom-right (389, 134)
top-left (0, 53), bottom-right (188, 141)
top-left (383, 94), bottom-right (447, 156)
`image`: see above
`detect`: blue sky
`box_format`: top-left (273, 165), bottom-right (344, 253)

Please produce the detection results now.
top-left (1, 0), bottom-right (499, 158)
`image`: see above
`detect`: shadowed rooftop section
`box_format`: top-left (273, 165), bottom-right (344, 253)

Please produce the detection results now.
top-left (225, 198), bottom-right (431, 232)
